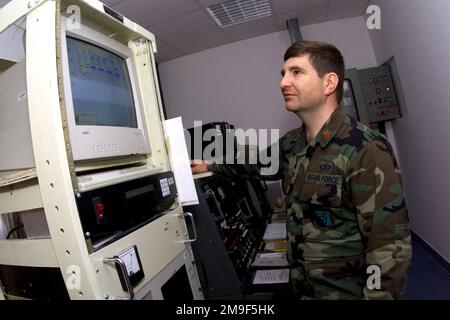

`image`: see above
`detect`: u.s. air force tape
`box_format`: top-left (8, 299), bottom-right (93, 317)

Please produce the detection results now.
top-left (305, 172), bottom-right (342, 185)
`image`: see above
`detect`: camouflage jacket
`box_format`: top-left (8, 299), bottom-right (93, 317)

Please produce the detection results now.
top-left (208, 108), bottom-right (411, 299)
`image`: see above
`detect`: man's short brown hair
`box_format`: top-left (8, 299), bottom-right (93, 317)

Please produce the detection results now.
top-left (284, 41), bottom-right (345, 104)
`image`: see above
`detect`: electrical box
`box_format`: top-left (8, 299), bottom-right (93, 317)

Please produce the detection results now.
top-left (358, 65), bottom-right (401, 123)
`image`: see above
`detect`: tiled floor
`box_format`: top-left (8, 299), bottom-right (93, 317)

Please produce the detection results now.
top-left (402, 239), bottom-right (450, 299)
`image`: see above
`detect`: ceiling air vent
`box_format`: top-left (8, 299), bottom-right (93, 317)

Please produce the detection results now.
top-left (207, 0), bottom-right (272, 28)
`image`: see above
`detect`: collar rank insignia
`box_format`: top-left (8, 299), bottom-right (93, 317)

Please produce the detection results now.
top-left (322, 129), bottom-right (332, 139)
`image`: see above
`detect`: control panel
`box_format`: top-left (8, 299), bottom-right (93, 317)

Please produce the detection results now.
top-left (201, 178), bottom-right (264, 282)
top-left (75, 171), bottom-right (178, 251)
top-left (358, 65), bottom-right (401, 122)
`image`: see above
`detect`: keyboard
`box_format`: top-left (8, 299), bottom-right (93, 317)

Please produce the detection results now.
top-left (77, 164), bottom-right (162, 192)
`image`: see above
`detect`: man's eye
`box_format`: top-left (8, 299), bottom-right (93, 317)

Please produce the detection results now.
top-left (293, 70), bottom-right (301, 75)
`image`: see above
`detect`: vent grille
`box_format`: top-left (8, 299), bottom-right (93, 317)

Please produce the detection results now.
top-left (207, 0), bottom-right (272, 28)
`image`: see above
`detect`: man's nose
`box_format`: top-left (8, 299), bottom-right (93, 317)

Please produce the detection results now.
top-left (280, 75), bottom-right (290, 89)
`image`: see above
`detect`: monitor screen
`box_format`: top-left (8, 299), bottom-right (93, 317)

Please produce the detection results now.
top-left (66, 37), bottom-right (137, 128)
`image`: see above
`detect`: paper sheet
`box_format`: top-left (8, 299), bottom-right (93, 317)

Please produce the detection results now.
top-left (164, 117), bottom-right (199, 206)
top-left (263, 222), bottom-right (286, 240)
top-left (252, 269), bottom-right (290, 284)
top-left (251, 252), bottom-right (289, 267)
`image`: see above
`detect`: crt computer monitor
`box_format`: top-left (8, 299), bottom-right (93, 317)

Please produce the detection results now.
top-left (60, 17), bottom-right (151, 162)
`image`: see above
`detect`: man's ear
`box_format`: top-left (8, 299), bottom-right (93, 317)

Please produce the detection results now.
top-left (323, 72), bottom-right (339, 97)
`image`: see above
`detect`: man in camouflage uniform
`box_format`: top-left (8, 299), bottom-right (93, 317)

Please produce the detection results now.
top-left (191, 40), bottom-right (411, 299)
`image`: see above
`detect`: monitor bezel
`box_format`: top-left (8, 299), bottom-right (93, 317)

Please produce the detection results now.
top-left (60, 17), bottom-right (151, 162)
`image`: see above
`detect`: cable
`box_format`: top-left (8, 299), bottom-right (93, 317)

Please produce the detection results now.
top-left (6, 224), bottom-right (24, 239)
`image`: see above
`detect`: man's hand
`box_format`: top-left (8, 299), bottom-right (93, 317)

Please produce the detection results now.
top-left (190, 160), bottom-right (209, 174)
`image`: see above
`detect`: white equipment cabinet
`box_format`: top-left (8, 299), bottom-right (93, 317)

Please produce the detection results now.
top-left (0, 0), bottom-right (202, 300)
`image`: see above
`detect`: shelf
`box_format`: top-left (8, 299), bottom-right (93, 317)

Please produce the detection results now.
top-left (0, 168), bottom-right (37, 187)
top-left (0, 177), bottom-right (42, 215)
top-left (0, 239), bottom-right (58, 267)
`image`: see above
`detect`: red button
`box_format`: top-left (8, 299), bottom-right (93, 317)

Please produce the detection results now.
top-left (95, 202), bottom-right (105, 220)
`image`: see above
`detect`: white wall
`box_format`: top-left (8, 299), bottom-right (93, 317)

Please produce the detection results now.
top-left (158, 16), bottom-right (377, 138)
top-left (301, 16), bottom-right (377, 70)
top-left (367, 0), bottom-right (450, 262)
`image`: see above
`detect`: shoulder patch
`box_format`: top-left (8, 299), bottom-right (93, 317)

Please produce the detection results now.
top-left (315, 210), bottom-right (334, 228)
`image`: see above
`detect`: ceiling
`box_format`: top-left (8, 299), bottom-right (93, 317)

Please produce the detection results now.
top-left (1, 0), bottom-right (370, 63)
